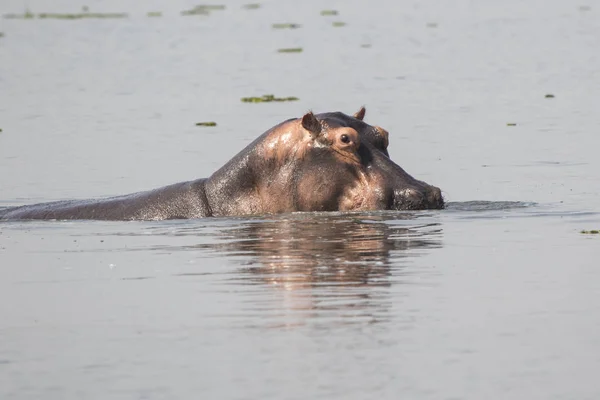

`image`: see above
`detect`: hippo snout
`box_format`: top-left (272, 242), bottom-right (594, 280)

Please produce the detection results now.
top-left (393, 184), bottom-right (444, 210)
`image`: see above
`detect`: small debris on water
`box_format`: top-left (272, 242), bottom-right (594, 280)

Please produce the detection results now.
top-left (0, 32), bottom-right (4, 38)
top-left (360, 44), bottom-right (372, 48)
top-left (196, 121), bottom-right (217, 127)
top-left (579, 5), bottom-right (591, 11)
top-left (580, 229), bottom-right (600, 234)
top-left (426, 22), bottom-right (438, 28)
top-left (243, 3), bottom-right (261, 9)
top-left (272, 23), bottom-right (301, 29)
top-left (241, 94), bottom-right (299, 103)
top-left (277, 47), bottom-right (303, 53)
top-left (545, 93), bottom-right (555, 98)
top-left (506, 123), bottom-right (517, 126)
top-left (147, 11), bottom-right (162, 17)
top-left (320, 10), bottom-right (338, 16)
top-left (332, 21), bottom-right (346, 27)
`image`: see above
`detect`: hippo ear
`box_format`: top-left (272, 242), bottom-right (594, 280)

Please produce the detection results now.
top-left (353, 106), bottom-right (366, 121)
top-left (301, 111), bottom-right (322, 138)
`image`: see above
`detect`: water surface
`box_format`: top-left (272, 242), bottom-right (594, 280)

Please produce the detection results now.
top-left (1, 0), bottom-right (599, 399)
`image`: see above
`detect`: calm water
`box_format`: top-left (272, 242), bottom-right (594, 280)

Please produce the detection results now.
top-left (1, 0), bottom-right (599, 399)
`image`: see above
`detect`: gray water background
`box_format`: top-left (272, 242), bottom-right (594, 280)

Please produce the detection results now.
top-left (1, 0), bottom-right (599, 399)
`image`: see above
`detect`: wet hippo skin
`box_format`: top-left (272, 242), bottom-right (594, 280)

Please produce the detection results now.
top-left (0, 107), bottom-right (444, 221)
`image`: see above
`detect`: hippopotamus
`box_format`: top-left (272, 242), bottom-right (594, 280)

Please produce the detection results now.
top-left (0, 107), bottom-right (443, 221)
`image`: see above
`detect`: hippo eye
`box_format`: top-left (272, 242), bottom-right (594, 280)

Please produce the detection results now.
top-left (340, 134), bottom-right (350, 144)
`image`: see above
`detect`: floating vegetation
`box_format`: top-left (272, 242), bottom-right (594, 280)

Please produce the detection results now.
top-left (506, 123), bottom-right (517, 126)
top-left (181, 5), bottom-right (225, 15)
top-left (241, 94), bottom-right (299, 103)
top-left (277, 47), bottom-right (303, 53)
top-left (181, 6), bottom-right (210, 16)
top-left (320, 10), bottom-right (338, 16)
top-left (4, 6), bottom-right (128, 19)
top-left (581, 229), bottom-right (600, 234)
top-left (272, 23), bottom-right (301, 29)
top-left (4, 9), bottom-right (35, 19)
top-left (147, 11), bottom-right (162, 17)
top-left (196, 121), bottom-right (217, 127)
top-left (198, 5), bottom-right (226, 10)
top-left (243, 3), bottom-right (261, 9)
top-left (0, 128), bottom-right (2, 132)
top-left (37, 12), bottom-right (128, 19)
top-left (332, 21), bottom-right (346, 27)
top-left (545, 93), bottom-right (555, 98)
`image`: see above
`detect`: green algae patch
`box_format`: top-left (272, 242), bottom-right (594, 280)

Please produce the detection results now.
top-left (332, 21), bottom-right (346, 27)
top-left (241, 94), bottom-right (299, 103)
top-left (277, 47), bottom-right (303, 53)
top-left (147, 11), bottom-right (162, 17)
top-left (506, 123), bottom-right (517, 126)
top-left (545, 93), bottom-right (555, 98)
top-left (196, 121), bottom-right (217, 127)
top-left (320, 10), bottom-right (338, 16)
top-left (581, 230), bottom-right (600, 234)
top-left (272, 23), bottom-right (301, 29)
top-left (243, 4), bottom-right (261, 9)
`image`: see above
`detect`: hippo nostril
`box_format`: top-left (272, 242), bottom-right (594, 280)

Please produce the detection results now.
top-left (426, 186), bottom-right (444, 209)
top-left (393, 185), bottom-right (444, 210)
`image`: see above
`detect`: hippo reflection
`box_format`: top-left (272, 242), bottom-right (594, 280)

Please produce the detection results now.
top-left (188, 213), bottom-right (443, 322)
top-left (0, 107), bottom-right (443, 221)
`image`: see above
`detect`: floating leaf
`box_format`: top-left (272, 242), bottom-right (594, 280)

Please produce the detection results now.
top-left (545, 94), bottom-right (555, 98)
top-left (37, 12), bottom-right (128, 19)
top-left (320, 10), bottom-right (338, 16)
top-left (181, 7), bottom-right (209, 16)
top-left (581, 229), bottom-right (600, 234)
top-left (147, 11), bottom-right (162, 17)
top-left (272, 23), bottom-right (301, 29)
top-left (506, 123), bottom-right (517, 126)
top-left (241, 94), bottom-right (299, 103)
top-left (196, 122), bottom-right (217, 127)
top-left (4, 9), bottom-right (35, 19)
top-left (332, 21), bottom-right (346, 27)
top-left (277, 47), bottom-right (303, 53)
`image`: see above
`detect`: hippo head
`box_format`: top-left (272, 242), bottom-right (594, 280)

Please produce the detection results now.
top-left (251, 107), bottom-right (444, 213)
